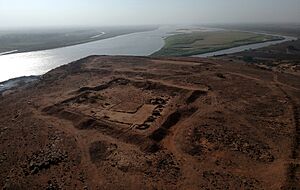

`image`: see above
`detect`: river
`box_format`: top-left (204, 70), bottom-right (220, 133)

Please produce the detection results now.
top-left (0, 26), bottom-right (178, 82)
top-left (195, 35), bottom-right (297, 57)
top-left (0, 26), bottom-right (296, 82)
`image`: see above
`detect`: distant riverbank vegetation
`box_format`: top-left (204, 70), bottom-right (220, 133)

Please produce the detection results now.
top-left (0, 26), bottom-right (157, 55)
top-left (152, 30), bottom-right (283, 57)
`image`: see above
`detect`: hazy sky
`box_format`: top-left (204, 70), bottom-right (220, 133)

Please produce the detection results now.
top-left (0, 0), bottom-right (299, 28)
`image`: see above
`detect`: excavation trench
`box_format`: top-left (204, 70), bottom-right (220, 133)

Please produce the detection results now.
top-left (149, 111), bottom-right (182, 142)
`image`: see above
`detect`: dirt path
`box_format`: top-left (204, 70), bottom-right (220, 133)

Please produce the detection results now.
top-left (161, 92), bottom-right (220, 186)
top-left (272, 72), bottom-right (300, 189)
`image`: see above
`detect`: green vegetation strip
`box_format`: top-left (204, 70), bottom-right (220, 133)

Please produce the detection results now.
top-left (152, 31), bottom-right (283, 57)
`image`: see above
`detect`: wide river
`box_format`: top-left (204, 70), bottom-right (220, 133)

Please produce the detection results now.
top-left (0, 26), bottom-right (297, 82)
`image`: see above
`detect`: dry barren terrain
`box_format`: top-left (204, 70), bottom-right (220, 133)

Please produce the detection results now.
top-left (0, 56), bottom-right (299, 189)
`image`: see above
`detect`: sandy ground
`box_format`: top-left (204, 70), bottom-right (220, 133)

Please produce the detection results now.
top-left (0, 55), bottom-right (299, 189)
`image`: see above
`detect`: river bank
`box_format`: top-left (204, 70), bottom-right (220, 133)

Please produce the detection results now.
top-left (0, 76), bottom-right (40, 96)
top-left (152, 30), bottom-right (285, 57)
top-left (0, 26), bottom-right (296, 83)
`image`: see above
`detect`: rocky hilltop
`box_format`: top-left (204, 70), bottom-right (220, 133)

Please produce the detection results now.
top-left (0, 56), bottom-right (299, 189)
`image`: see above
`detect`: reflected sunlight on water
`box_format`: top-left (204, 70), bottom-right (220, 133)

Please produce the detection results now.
top-left (0, 26), bottom-right (296, 82)
top-left (0, 51), bottom-right (56, 81)
top-left (0, 26), bottom-right (175, 82)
